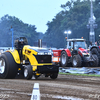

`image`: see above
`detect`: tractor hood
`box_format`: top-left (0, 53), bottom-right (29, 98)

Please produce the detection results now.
top-left (29, 47), bottom-right (52, 55)
top-left (78, 48), bottom-right (89, 56)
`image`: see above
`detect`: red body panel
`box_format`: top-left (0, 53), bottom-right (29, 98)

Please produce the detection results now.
top-left (79, 48), bottom-right (88, 53)
top-left (52, 50), bottom-right (62, 57)
top-left (52, 49), bottom-right (71, 57)
top-left (64, 49), bottom-right (71, 57)
top-left (78, 48), bottom-right (89, 56)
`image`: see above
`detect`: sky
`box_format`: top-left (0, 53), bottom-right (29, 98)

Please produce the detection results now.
top-left (0, 0), bottom-right (69, 33)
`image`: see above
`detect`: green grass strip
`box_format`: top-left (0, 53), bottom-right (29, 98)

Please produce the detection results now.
top-left (59, 72), bottom-right (100, 77)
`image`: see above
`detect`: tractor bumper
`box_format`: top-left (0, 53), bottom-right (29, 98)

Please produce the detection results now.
top-left (37, 65), bottom-right (59, 74)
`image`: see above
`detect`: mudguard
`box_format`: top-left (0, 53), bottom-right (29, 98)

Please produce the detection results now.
top-left (6, 50), bottom-right (20, 64)
top-left (64, 49), bottom-right (71, 57)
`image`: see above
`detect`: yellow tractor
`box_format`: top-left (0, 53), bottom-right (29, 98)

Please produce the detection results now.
top-left (0, 37), bottom-right (59, 79)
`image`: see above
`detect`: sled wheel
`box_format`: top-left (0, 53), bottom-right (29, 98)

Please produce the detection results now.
top-left (0, 52), bottom-right (18, 79)
top-left (50, 73), bottom-right (58, 79)
top-left (24, 65), bottom-right (33, 80)
top-left (72, 55), bottom-right (82, 67)
top-left (60, 51), bottom-right (68, 67)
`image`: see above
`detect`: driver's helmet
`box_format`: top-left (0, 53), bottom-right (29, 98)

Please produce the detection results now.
top-left (19, 38), bottom-right (24, 44)
top-left (19, 37), bottom-right (28, 45)
top-left (19, 38), bottom-right (24, 42)
top-left (14, 37), bottom-right (28, 49)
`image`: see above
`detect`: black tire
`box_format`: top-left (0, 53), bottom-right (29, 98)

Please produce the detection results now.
top-left (72, 55), bottom-right (82, 67)
top-left (24, 65), bottom-right (33, 80)
top-left (50, 73), bottom-right (58, 79)
top-left (91, 48), bottom-right (99, 56)
top-left (0, 52), bottom-right (18, 79)
top-left (91, 48), bottom-right (100, 66)
top-left (60, 51), bottom-right (68, 67)
top-left (89, 54), bottom-right (99, 67)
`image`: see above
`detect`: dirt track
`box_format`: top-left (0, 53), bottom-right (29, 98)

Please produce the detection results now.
top-left (0, 74), bottom-right (100, 100)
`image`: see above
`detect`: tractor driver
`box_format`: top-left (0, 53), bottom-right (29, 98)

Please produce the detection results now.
top-left (74, 42), bottom-right (78, 50)
top-left (18, 38), bottom-right (25, 60)
top-left (18, 38), bottom-right (25, 49)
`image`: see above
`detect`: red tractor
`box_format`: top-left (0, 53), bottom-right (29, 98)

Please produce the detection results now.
top-left (52, 38), bottom-right (98, 67)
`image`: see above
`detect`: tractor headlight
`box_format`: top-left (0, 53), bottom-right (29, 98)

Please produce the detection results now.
top-left (38, 52), bottom-right (44, 55)
top-left (48, 52), bottom-right (52, 55)
top-left (38, 52), bottom-right (52, 55)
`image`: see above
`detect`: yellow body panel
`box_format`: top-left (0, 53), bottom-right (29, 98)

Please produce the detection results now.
top-left (32, 66), bottom-right (37, 71)
top-left (7, 49), bottom-right (20, 64)
top-left (22, 45), bottom-right (52, 66)
top-left (6, 45), bottom-right (52, 72)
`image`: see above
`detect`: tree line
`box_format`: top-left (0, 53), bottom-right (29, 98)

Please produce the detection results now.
top-left (0, 0), bottom-right (100, 48)
top-left (43, 0), bottom-right (100, 48)
top-left (0, 14), bottom-right (44, 47)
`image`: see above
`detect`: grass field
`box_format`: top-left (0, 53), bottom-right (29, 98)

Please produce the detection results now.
top-left (59, 72), bottom-right (100, 77)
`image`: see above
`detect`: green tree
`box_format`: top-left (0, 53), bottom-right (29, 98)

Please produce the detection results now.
top-left (44, 0), bottom-right (91, 48)
top-left (0, 14), bottom-right (39, 46)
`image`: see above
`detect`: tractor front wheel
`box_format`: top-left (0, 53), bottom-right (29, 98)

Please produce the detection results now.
top-left (72, 55), bottom-right (82, 67)
top-left (24, 65), bottom-right (33, 80)
top-left (60, 51), bottom-right (68, 67)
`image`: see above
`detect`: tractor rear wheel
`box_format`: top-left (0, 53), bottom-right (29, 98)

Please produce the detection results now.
top-left (91, 48), bottom-right (100, 66)
top-left (60, 51), bottom-right (68, 67)
top-left (91, 48), bottom-right (99, 56)
top-left (0, 52), bottom-right (18, 79)
top-left (24, 65), bottom-right (33, 80)
top-left (89, 54), bottom-right (99, 67)
top-left (72, 55), bottom-right (82, 67)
